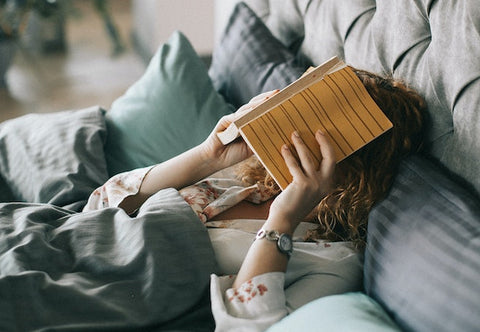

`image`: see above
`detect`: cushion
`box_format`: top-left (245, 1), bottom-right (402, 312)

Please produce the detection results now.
top-left (104, 31), bottom-right (234, 175)
top-left (364, 155), bottom-right (480, 332)
top-left (0, 106), bottom-right (109, 211)
top-left (266, 292), bottom-right (401, 332)
top-left (208, 2), bottom-right (309, 109)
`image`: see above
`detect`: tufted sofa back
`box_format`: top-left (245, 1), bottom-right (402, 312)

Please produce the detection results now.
top-left (244, 0), bottom-right (480, 194)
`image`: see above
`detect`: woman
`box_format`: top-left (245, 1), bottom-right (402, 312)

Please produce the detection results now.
top-left (85, 69), bottom-right (426, 331)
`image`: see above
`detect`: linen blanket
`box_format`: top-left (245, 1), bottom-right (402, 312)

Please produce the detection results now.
top-left (0, 189), bottom-right (217, 331)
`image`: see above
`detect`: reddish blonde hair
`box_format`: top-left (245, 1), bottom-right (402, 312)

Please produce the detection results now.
top-left (238, 68), bottom-right (427, 248)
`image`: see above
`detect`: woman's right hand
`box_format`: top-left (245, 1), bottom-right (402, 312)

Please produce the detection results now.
top-left (199, 90), bottom-right (279, 170)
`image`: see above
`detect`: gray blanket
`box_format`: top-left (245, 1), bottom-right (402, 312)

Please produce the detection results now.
top-left (0, 189), bottom-right (217, 331)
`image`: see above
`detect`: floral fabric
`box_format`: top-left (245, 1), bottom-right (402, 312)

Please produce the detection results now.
top-left (211, 272), bottom-right (288, 332)
top-left (83, 166), bottom-right (154, 214)
top-left (179, 177), bottom-right (279, 223)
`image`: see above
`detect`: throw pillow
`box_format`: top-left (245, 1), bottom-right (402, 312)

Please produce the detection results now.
top-left (364, 155), bottom-right (480, 332)
top-left (104, 31), bottom-right (234, 175)
top-left (0, 106), bottom-right (109, 211)
top-left (208, 2), bottom-right (309, 109)
top-left (266, 292), bottom-right (401, 332)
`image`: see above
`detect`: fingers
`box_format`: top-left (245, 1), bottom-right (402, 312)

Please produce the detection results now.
top-left (282, 130), bottom-right (336, 179)
top-left (281, 144), bottom-right (304, 179)
top-left (315, 130), bottom-right (336, 178)
top-left (291, 131), bottom-right (318, 175)
top-left (214, 113), bottom-right (236, 133)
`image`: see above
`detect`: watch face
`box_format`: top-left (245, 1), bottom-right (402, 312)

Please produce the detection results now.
top-left (278, 234), bottom-right (293, 254)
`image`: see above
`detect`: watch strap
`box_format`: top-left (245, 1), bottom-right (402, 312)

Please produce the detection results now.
top-left (256, 228), bottom-right (293, 257)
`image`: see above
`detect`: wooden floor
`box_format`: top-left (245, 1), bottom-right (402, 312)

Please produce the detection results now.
top-left (0, 0), bottom-right (145, 123)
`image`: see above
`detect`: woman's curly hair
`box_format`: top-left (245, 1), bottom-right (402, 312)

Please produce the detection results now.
top-left (237, 68), bottom-right (428, 249)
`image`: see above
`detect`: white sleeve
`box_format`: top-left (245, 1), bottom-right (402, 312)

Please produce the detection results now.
top-left (210, 272), bottom-right (288, 332)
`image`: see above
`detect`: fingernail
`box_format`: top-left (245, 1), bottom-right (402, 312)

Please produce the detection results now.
top-left (282, 144), bottom-right (289, 151)
top-left (316, 130), bottom-right (325, 136)
top-left (293, 131), bottom-right (300, 138)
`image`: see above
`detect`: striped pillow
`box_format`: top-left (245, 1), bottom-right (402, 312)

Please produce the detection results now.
top-left (364, 155), bottom-right (480, 332)
top-left (209, 2), bottom-right (308, 109)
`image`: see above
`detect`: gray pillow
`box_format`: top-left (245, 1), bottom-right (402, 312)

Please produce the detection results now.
top-left (209, 2), bottom-right (309, 109)
top-left (364, 155), bottom-right (480, 332)
top-left (0, 106), bottom-right (109, 211)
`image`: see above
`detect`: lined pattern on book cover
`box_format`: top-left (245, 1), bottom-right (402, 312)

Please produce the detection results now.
top-left (240, 66), bottom-right (393, 190)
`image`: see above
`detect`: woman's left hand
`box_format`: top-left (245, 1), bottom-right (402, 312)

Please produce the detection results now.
top-left (266, 130), bottom-right (336, 233)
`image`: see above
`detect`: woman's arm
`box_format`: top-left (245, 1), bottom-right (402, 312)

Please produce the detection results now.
top-left (119, 90), bottom-right (279, 214)
top-left (233, 130), bottom-right (336, 288)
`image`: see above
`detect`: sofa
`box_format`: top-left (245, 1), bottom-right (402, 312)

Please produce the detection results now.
top-left (0, 0), bottom-right (478, 331)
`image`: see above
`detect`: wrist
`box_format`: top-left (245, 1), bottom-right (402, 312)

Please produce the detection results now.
top-left (255, 228), bottom-right (293, 258)
top-left (195, 143), bottom-right (224, 174)
top-left (263, 216), bottom-right (299, 236)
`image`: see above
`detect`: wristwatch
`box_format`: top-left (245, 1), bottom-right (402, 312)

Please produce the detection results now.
top-left (256, 229), bottom-right (293, 258)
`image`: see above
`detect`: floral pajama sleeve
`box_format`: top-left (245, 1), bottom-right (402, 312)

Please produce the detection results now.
top-left (211, 273), bottom-right (288, 331)
top-left (83, 166), bottom-right (154, 214)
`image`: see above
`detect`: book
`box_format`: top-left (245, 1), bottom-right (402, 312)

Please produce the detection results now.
top-left (217, 56), bottom-right (393, 190)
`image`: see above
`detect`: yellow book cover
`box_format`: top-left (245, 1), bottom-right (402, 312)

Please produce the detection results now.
top-left (218, 56), bottom-right (393, 190)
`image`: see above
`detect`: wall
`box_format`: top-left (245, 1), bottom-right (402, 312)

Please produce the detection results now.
top-left (131, 0), bottom-right (216, 60)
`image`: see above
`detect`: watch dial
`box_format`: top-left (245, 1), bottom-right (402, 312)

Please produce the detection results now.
top-left (279, 234), bottom-right (292, 251)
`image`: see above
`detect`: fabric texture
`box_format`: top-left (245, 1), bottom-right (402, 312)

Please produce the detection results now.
top-left (266, 292), bottom-right (401, 332)
top-left (364, 155), bottom-right (480, 332)
top-left (0, 106), bottom-right (109, 211)
top-left (0, 189), bottom-right (217, 331)
top-left (209, 2), bottom-right (309, 109)
top-left (104, 30), bottom-right (234, 176)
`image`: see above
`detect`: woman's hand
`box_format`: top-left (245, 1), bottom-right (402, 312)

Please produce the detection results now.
top-left (265, 130), bottom-right (336, 234)
top-left (199, 90), bottom-right (279, 170)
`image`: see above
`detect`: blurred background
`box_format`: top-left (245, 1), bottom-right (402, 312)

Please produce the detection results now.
top-left (0, 0), bottom-right (238, 123)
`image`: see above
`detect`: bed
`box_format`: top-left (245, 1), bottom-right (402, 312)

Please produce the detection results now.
top-left (1, 0), bottom-right (479, 331)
